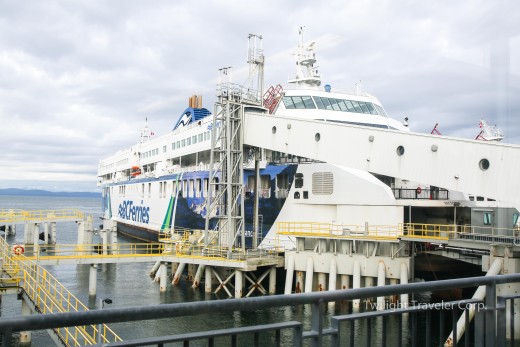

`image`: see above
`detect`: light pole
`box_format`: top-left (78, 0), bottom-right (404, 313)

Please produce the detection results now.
top-left (97, 298), bottom-right (112, 344)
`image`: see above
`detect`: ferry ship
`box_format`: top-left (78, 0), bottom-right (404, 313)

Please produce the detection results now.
top-left (97, 32), bottom-right (518, 249)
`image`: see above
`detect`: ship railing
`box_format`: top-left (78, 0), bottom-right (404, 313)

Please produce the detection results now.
top-left (401, 222), bottom-right (456, 240)
top-left (391, 187), bottom-right (450, 200)
top-left (0, 209), bottom-right (87, 224)
top-left (277, 221), bottom-right (520, 246)
top-left (402, 223), bottom-right (520, 246)
top-left (277, 222), bottom-right (401, 240)
top-left (2, 274), bottom-right (519, 347)
top-left (217, 82), bottom-right (262, 105)
top-left (19, 242), bottom-right (166, 258)
top-left (0, 237), bottom-right (122, 346)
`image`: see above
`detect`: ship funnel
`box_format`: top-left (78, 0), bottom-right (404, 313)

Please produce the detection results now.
top-left (189, 95), bottom-right (203, 108)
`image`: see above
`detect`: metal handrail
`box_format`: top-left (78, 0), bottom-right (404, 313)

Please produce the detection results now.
top-left (0, 274), bottom-right (518, 347)
top-left (0, 209), bottom-right (87, 224)
top-left (0, 237), bottom-right (122, 346)
top-left (277, 221), bottom-right (520, 245)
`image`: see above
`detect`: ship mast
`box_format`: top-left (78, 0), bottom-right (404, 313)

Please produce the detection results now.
top-left (287, 27), bottom-right (321, 88)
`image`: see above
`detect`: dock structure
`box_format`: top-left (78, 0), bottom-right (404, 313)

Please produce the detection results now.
top-left (0, 207), bottom-right (284, 345)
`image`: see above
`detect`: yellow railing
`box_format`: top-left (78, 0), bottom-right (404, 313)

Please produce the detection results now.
top-left (21, 242), bottom-right (166, 260)
top-left (402, 223), bottom-right (457, 240)
top-left (0, 209), bottom-right (87, 224)
top-left (277, 221), bottom-right (520, 243)
top-left (158, 227), bottom-right (204, 243)
top-left (277, 222), bottom-right (402, 240)
top-left (0, 237), bottom-right (122, 346)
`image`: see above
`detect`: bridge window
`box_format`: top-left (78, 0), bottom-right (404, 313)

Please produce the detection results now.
top-left (283, 96), bottom-right (295, 109)
top-left (336, 99), bottom-right (348, 111)
top-left (321, 97), bottom-right (333, 110)
top-left (313, 96), bottom-right (326, 109)
top-left (366, 102), bottom-right (378, 115)
top-left (359, 102), bottom-right (370, 113)
top-left (344, 100), bottom-right (355, 112)
top-left (329, 98), bottom-right (341, 111)
top-left (283, 96), bottom-right (316, 109)
top-left (351, 100), bottom-right (362, 113)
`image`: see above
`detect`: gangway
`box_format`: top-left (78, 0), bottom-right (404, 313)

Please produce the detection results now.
top-left (243, 112), bottom-right (520, 209)
top-left (0, 237), bottom-right (122, 346)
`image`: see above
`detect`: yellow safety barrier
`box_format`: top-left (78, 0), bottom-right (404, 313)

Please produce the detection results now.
top-left (21, 242), bottom-right (166, 260)
top-left (276, 221), bottom-right (520, 244)
top-left (0, 237), bottom-right (122, 346)
top-left (0, 209), bottom-right (86, 224)
top-left (277, 221), bottom-right (401, 241)
top-left (401, 223), bottom-right (457, 240)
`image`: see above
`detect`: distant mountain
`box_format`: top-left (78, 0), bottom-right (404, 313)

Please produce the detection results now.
top-left (0, 188), bottom-right (101, 198)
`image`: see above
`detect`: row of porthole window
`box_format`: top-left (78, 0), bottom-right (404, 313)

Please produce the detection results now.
top-left (395, 145), bottom-right (490, 171)
top-left (273, 126), bottom-right (492, 172)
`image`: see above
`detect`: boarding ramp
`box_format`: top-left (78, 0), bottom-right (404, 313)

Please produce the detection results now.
top-left (243, 112), bottom-right (520, 208)
top-left (0, 237), bottom-right (122, 346)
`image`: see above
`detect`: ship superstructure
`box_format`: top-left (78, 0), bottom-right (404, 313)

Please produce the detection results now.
top-left (97, 31), bottom-right (516, 250)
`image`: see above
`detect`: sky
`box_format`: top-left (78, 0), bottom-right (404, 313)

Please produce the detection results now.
top-left (0, 0), bottom-right (519, 192)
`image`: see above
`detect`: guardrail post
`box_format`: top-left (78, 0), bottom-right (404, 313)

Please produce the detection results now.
top-left (485, 281), bottom-right (497, 346)
top-left (310, 300), bottom-right (324, 347)
top-left (496, 296), bottom-right (506, 346)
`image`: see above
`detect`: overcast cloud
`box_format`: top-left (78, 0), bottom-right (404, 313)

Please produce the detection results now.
top-left (0, 0), bottom-right (518, 192)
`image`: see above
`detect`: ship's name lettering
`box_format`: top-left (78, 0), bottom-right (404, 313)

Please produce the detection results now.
top-left (118, 200), bottom-right (150, 224)
top-left (207, 121), bottom-right (221, 131)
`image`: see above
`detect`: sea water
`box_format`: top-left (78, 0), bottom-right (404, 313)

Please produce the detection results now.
top-left (1, 195), bottom-right (449, 346)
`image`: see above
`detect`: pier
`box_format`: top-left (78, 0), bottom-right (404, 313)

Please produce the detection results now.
top-left (3, 210), bottom-right (520, 345)
top-left (3, 36), bottom-right (520, 346)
